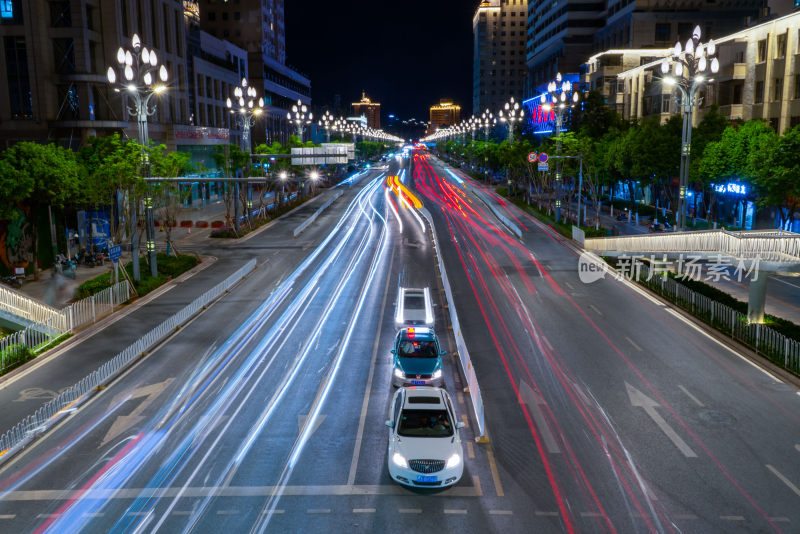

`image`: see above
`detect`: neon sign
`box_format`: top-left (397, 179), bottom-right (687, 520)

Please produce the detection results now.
top-left (714, 183), bottom-right (747, 195)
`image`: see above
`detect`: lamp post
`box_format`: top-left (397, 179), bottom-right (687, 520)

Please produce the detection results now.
top-left (479, 109), bottom-right (496, 182)
top-left (660, 25), bottom-right (719, 231)
top-left (498, 96), bottom-right (524, 143)
top-left (226, 77), bottom-right (264, 231)
top-left (279, 170), bottom-right (288, 206)
top-left (106, 33), bottom-right (169, 280)
top-left (287, 99), bottom-right (312, 141)
top-left (541, 73), bottom-right (579, 223)
top-left (319, 110), bottom-right (334, 142)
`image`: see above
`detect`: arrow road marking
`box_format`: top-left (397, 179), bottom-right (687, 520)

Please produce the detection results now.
top-left (101, 379), bottom-right (174, 447)
top-left (626, 382), bottom-right (697, 458)
top-left (519, 381), bottom-right (561, 454)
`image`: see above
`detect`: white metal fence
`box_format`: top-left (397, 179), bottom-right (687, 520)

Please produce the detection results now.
top-left (0, 259), bottom-right (256, 459)
top-left (635, 262), bottom-right (800, 376)
top-left (0, 282), bottom-right (131, 374)
top-left (586, 229), bottom-right (800, 262)
top-left (0, 285), bottom-right (65, 327)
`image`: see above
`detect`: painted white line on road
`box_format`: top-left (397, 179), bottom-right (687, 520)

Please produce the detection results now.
top-left (466, 440), bottom-right (475, 459)
top-left (770, 276), bottom-right (800, 290)
top-left (172, 511), bottom-right (192, 516)
top-left (588, 304), bottom-right (603, 316)
top-left (796, 444), bottom-right (800, 452)
top-left (519, 381), bottom-right (561, 454)
top-left (353, 509), bottom-right (375, 514)
top-left (720, 516), bottom-right (745, 521)
top-left (260, 510), bottom-right (284, 515)
top-left (472, 475), bottom-right (483, 497)
top-left (307, 509), bottom-right (331, 514)
top-left (674, 514), bottom-right (698, 520)
top-left (126, 512), bottom-right (148, 516)
top-left (627, 382), bottom-right (697, 458)
top-left (489, 510), bottom-right (513, 515)
top-left (767, 464), bottom-right (800, 497)
top-left (0, 515), bottom-right (16, 519)
top-left (216, 510), bottom-right (238, 515)
top-left (37, 514), bottom-right (60, 519)
top-left (399, 509), bottom-right (422, 514)
top-left (542, 335), bottom-right (554, 352)
top-left (678, 385), bottom-right (705, 407)
top-left (565, 282), bottom-right (575, 290)
top-left (625, 336), bottom-right (643, 352)
top-left (81, 512), bottom-right (104, 518)
top-left (769, 517), bottom-right (790, 522)
top-left (444, 509), bottom-right (468, 515)
top-left (535, 511), bottom-right (559, 516)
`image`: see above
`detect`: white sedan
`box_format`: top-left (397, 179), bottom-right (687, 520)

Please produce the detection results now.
top-left (386, 387), bottom-right (465, 488)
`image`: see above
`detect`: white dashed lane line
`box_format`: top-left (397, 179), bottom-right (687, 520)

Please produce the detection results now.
top-left (444, 509), bottom-right (467, 515)
top-left (399, 508), bottom-right (422, 514)
top-left (535, 511), bottom-right (558, 517)
top-left (216, 510), bottom-right (238, 516)
top-left (0, 515), bottom-right (16, 519)
top-left (353, 508), bottom-right (375, 513)
top-left (307, 509), bottom-right (331, 514)
top-left (720, 516), bottom-right (745, 521)
top-left (489, 510), bottom-right (513, 515)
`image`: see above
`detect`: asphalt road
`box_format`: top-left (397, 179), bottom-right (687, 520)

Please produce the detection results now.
top-left (1, 153), bottom-right (799, 533)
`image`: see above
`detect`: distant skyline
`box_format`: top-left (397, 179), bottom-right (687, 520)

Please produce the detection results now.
top-left (285, 0), bottom-right (474, 125)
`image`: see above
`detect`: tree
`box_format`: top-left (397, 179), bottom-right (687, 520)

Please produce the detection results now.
top-left (211, 144), bottom-right (250, 233)
top-left (572, 90), bottom-right (624, 140)
top-left (149, 147), bottom-right (193, 255)
top-left (750, 124), bottom-right (800, 229)
top-left (0, 142), bottom-right (82, 275)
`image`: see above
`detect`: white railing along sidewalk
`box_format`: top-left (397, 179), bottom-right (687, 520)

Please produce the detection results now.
top-left (0, 259), bottom-right (256, 461)
top-left (0, 284), bottom-right (64, 326)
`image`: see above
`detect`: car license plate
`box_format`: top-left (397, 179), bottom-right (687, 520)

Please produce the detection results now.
top-left (411, 380), bottom-right (426, 386)
top-left (417, 475), bottom-right (437, 483)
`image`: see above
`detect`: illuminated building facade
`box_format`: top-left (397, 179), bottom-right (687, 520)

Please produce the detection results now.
top-left (351, 92), bottom-right (381, 129)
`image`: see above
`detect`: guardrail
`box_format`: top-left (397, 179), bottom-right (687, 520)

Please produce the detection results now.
top-left (635, 262), bottom-right (799, 377)
top-left (0, 259), bottom-right (257, 460)
top-left (420, 208), bottom-right (487, 440)
top-left (471, 186), bottom-right (522, 239)
top-left (0, 284), bottom-right (64, 327)
top-left (293, 190), bottom-right (344, 237)
top-left (0, 282), bottom-right (131, 374)
top-left (585, 229), bottom-right (800, 262)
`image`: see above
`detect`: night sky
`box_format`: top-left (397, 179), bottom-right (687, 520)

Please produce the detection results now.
top-left (285, 0), bottom-right (474, 126)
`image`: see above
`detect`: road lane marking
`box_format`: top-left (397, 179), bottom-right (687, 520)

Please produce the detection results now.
top-left (489, 510), bottom-right (513, 515)
top-left (720, 516), bottom-right (745, 521)
top-left (625, 336), bottom-right (643, 352)
top-left (796, 444), bottom-right (800, 452)
top-left (307, 509), bottom-right (331, 514)
top-left (581, 512), bottom-right (603, 517)
top-left (565, 282), bottom-right (574, 290)
top-left (172, 511), bottom-right (192, 516)
top-left (674, 514), bottom-right (698, 520)
top-left (678, 385), bottom-right (705, 407)
top-left (399, 509), bottom-right (422, 514)
top-left (348, 245), bottom-right (396, 486)
top-left (37, 515), bottom-right (60, 519)
top-left (353, 509), bottom-right (375, 513)
top-left (626, 382), bottom-right (697, 458)
top-left (461, 414), bottom-right (469, 428)
top-left (472, 475), bottom-right (483, 497)
top-left (769, 517), bottom-right (790, 522)
top-left (487, 446), bottom-right (505, 497)
top-left (260, 510), bottom-right (284, 514)
top-left (216, 510), bottom-right (238, 515)
top-left (444, 509), bottom-right (467, 514)
top-left (535, 511), bottom-right (559, 516)
top-left (542, 335), bottom-right (554, 352)
top-left (588, 304), bottom-right (603, 316)
top-left (770, 276), bottom-right (800, 290)
top-left (0, 515), bottom-right (16, 519)
top-left (466, 440), bottom-right (475, 459)
top-left (519, 381), bottom-right (561, 454)
top-left (767, 464), bottom-right (800, 497)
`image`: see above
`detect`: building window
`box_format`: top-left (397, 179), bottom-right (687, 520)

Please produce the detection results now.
top-left (4, 36), bottom-right (31, 118)
top-left (795, 74), bottom-right (800, 99)
top-left (755, 80), bottom-right (764, 103)
top-left (790, 116), bottom-right (800, 129)
top-left (208, 11), bottom-right (215, 21)
top-left (56, 84), bottom-right (79, 120)
top-left (775, 77), bottom-right (783, 101)
top-left (777, 32), bottom-right (787, 58)
top-left (49, 1), bottom-right (72, 27)
top-left (53, 38), bottom-right (76, 75)
top-left (733, 83), bottom-right (742, 104)
top-left (661, 98), bottom-right (670, 113)
top-left (0, 0), bottom-right (22, 24)
top-left (757, 39), bottom-right (767, 62)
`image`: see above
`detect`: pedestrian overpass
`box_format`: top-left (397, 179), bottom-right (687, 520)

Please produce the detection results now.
top-left (584, 229), bottom-right (800, 323)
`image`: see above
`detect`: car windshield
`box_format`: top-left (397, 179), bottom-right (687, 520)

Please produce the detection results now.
top-left (398, 340), bottom-right (437, 358)
top-left (405, 295), bottom-right (425, 309)
top-left (398, 409), bottom-right (453, 437)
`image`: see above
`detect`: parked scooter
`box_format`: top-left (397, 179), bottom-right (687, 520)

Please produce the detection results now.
top-left (1, 274), bottom-right (21, 289)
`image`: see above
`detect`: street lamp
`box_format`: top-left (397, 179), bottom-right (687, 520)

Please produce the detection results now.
top-left (479, 109), bottom-right (496, 182)
top-left (319, 110), bottom-right (334, 142)
top-left (660, 25), bottom-right (719, 230)
top-left (287, 99), bottom-right (312, 140)
top-left (106, 33), bottom-right (169, 280)
top-left (541, 73), bottom-right (580, 223)
top-left (498, 96), bottom-right (524, 143)
top-left (226, 76), bottom-right (264, 231)
top-left (279, 170), bottom-right (288, 206)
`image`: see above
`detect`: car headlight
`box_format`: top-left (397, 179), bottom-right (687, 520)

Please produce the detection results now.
top-left (394, 368), bottom-right (405, 378)
top-left (392, 452), bottom-right (408, 468)
top-left (446, 453), bottom-right (461, 469)
top-left (432, 369), bottom-right (442, 379)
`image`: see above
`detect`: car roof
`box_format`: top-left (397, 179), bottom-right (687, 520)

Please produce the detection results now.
top-left (398, 326), bottom-right (436, 341)
top-left (401, 387), bottom-right (448, 410)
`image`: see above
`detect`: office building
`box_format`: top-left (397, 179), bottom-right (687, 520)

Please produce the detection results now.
top-left (473, 0), bottom-right (528, 115)
top-left (198, 0), bottom-right (311, 143)
top-left (352, 92), bottom-right (381, 129)
top-left (429, 100), bottom-right (461, 133)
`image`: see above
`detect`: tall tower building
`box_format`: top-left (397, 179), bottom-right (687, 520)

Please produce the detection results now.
top-left (473, 0), bottom-right (528, 116)
top-left (351, 92), bottom-right (381, 129)
top-left (429, 100), bottom-right (461, 133)
top-left (198, 0), bottom-right (311, 143)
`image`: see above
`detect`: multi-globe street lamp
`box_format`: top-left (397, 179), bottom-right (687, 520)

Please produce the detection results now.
top-left (287, 99), bottom-right (312, 140)
top-left (319, 110), bottom-right (335, 142)
top-left (106, 33), bottom-right (169, 280)
top-left (498, 96), bottom-right (524, 143)
top-left (660, 25), bottom-right (719, 230)
top-left (541, 73), bottom-right (579, 223)
top-left (226, 77), bottom-right (264, 231)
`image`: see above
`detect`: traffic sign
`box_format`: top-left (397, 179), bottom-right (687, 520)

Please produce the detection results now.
top-left (109, 244), bottom-right (122, 263)
top-left (538, 162), bottom-right (549, 171)
top-left (527, 152), bottom-right (538, 163)
top-left (538, 152), bottom-right (549, 163)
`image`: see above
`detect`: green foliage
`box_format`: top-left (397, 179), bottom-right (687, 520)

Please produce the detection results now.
top-left (76, 253), bottom-right (198, 298)
top-left (0, 343), bottom-right (34, 373)
top-left (749, 124), bottom-right (800, 226)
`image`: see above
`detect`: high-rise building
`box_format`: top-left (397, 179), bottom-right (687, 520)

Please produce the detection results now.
top-left (429, 100), bottom-right (461, 133)
top-left (525, 0), bottom-right (604, 91)
top-left (473, 0), bottom-right (528, 115)
top-left (0, 0), bottom-right (193, 150)
top-left (351, 92), bottom-right (381, 129)
top-left (198, 0), bottom-right (311, 143)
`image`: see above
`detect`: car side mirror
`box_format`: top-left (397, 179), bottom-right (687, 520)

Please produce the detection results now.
top-left (456, 421), bottom-right (466, 429)
top-left (385, 419), bottom-right (394, 428)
